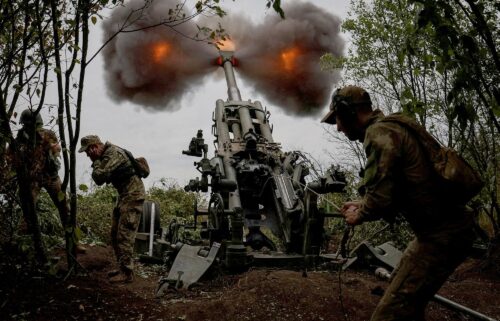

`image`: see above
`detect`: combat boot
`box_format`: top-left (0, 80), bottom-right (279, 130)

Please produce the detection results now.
top-left (109, 270), bottom-right (134, 283)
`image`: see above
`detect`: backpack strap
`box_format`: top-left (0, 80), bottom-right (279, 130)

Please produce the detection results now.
top-left (121, 148), bottom-right (141, 177)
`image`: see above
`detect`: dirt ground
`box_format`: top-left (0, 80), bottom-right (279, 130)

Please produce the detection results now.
top-left (1, 245), bottom-right (499, 321)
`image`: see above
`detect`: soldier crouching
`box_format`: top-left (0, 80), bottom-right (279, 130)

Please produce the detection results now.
top-left (321, 86), bottom-right (477, 321)
top-left (79, 135), bottom-right (145, 283)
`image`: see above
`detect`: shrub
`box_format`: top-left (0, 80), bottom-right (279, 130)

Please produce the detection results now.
top-left (76, 179), bottom-right (201, 244)
top-left (77, 184), bottom-right (116, 244)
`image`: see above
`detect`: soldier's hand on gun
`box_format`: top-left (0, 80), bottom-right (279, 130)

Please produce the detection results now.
top-left (341, 201), bottom-right (363, 226)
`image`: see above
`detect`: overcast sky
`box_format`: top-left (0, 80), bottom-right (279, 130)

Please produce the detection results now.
top-left (76, 0), bottom-right (351, 189)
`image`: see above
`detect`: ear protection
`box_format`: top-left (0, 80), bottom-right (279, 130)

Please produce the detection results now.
top-left (331, 88), bottom-right (357, 121)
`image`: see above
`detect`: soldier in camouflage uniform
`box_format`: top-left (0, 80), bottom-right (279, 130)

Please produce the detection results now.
top-left (321, 86), bottom-right (474, 321)
top-left (79, 135), bottom-right (145, 283)
top-left (10, 110), bottom-right (70, 232)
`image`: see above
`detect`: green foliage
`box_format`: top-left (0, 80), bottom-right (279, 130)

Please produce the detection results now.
top-left (0, 189), bottom-right (64, 264)
top-left (77, 185), bottom-right (116, 244)
top-left (336, 0), bottom-right (499, 139)
top-left (165, 219), bottom-right (202, 245)
top-left (320, 55), bottom-right (347, 71)
top-left (76, 179), bottom-right (199, 243)
top-left (36, 191), bottom-right (64, 237)
top-left (339, 0), bottom-right (445, 125)
top-left (408, 0), bottom-right (500, 235)
top-left (411, 0), bottom-right (499, 121)
top-left (148, 178), bottom-right (199, 224)
top-left (0, 0), bottom-right (124, 267)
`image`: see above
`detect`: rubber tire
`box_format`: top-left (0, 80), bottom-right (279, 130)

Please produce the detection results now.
top-left (138, 200), bottom-right (161, 234)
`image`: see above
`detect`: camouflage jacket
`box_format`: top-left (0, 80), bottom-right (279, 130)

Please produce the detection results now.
top-left (92, 142), bottom-right (145, 200)
top-left (358, 110), bottom-right (472, 237)
top-left (10, 128), bottom-right (61, 181)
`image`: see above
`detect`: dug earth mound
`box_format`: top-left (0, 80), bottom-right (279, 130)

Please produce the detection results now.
top-left (1, 245), bottom-right (498, 321)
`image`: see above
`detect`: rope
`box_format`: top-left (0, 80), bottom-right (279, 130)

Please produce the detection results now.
top-left (336, 226), bottom-right (354, 321)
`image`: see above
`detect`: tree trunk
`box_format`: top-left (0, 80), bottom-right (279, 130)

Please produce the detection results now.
top-left (49, 0), bottom-right (77, 271)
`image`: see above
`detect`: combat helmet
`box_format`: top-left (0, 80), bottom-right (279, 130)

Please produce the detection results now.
top-left (19, 109), bottom-right (43, 128)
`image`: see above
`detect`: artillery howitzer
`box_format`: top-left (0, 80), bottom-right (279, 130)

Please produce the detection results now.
top-left (182, 51), bottom-right (347, 266)
top-left (148, 51), bottom-right (348, 293)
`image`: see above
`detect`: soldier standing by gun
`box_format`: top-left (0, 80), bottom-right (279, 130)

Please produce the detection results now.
top-left (8, 109), bottom-right (85, 252)
top-left (79, 135), bottom-right (145, 283)
top-left (321, 86), bottom-right (481, 321)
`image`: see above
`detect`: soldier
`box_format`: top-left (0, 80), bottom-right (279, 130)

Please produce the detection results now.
top-left (321, 86), bottom-right (475, 321)
top-left (79, 135), bottom-right (145, 283)
top-left (10, 109), bottom-right (73, 239)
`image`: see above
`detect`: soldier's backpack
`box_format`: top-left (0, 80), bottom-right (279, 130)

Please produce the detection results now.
top-left (122, 148), bottom-right (150, 178)
top-left (381, 113), bottom-right (484, 202)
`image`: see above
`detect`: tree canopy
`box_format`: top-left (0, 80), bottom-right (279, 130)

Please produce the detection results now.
top-left (322, 0), bottom-right (499, 236)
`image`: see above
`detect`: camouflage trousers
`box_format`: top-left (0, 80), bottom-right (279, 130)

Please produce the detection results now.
top-left (111, 197), bottom-right (144, 273)
top-left (371, 228), bottom-right (474, 321)
top-left (32, 176), bottom-right (69, 228)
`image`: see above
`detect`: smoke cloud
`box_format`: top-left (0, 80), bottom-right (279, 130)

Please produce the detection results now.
top-left (229, 2), bottom-right (344, 116)
top-left (102, 0), bottom-right (215, 111)
top-left (102, 0), bottom-right (344, 115)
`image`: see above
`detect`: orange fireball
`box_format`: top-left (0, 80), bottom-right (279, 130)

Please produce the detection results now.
top-left (151, 42), bottom-right (171, 63)
top-left (281, 47), bottom-right (301, 71)
top-left (218, 39), bottom-right (236, 51)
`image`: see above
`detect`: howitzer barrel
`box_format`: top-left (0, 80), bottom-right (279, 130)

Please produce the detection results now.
top-left (222, 57), bottom-right (241, 101)
top-left (219, 51), bottom-right (256, 141)
top-left (215, 100), bottom-right (231, 147)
